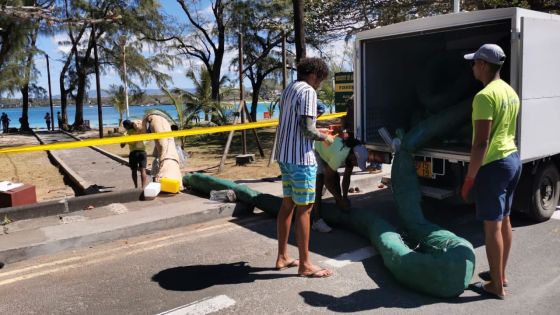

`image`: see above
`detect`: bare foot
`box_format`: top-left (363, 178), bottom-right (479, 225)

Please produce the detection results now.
top-left (275, 257), bottom-right (298, 270)
top-left (298, 265), bottom-right (333, 278)
top-left (484, 282), bottom-right (506, 299)
top-left (275, 258), bottom-right (299, 270)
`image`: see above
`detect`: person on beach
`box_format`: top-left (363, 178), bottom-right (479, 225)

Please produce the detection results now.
top-left (57, 112), bottom-right (63, 130)
top-left (274, 57), bottom-right (335, 278)
top-left (1, 113), bottom-right (8, 133)
top-left (462, 44), bottom-right (521, 300)
top-left (120, 119), bottom-right (148, 189)
top-left (44, 112), bottom-right (51, 131)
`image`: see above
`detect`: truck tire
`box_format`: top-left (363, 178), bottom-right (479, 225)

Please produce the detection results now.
top-left (530, 162), bottom-right (559, 222)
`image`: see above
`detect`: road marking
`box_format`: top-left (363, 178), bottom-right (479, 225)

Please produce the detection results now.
top-left (156, 295), bottom-right (235, 315)
top-left (0, 216), bottom-right (267, 286)
top-left (552, 210), bottom-right (560, 220)
top-left (322, 246), bottom-right (377, 268)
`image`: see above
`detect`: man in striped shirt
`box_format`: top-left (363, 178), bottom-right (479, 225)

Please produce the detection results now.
top-left (275, 58), bottom-right (335, 278)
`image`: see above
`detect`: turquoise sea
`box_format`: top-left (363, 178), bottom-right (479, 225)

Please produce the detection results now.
top-left (0, 103), bottom-right (278, 129)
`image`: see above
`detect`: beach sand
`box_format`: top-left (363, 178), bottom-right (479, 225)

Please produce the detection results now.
top-left (0, 133), bottom-right (75, 201)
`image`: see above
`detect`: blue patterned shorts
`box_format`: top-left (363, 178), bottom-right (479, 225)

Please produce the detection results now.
top-left (278, 162), bottom-right (317, 206)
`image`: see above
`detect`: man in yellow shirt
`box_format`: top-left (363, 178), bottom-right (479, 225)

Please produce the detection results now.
top-left (120, 120), bottom-right (148, 189)
top-left (462, 44), bottom-right (522, 300)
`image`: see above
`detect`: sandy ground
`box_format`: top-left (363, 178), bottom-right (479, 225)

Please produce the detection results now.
top-left (0, 119), bottom-right (339, 203)
top-left (0, 133), bottom-right (75, 201)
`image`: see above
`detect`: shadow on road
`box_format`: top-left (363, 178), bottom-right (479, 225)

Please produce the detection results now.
top-left (152, 261), bottom-right (291, 291)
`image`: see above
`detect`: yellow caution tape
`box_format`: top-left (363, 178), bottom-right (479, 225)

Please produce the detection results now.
top-left (0, 112), bottom-right (346, 154)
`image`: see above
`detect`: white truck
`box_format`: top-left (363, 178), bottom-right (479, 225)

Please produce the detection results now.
top-left (354, 7), bottom-right (560, 221)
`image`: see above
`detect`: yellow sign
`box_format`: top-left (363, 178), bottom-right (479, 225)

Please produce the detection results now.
top-left (0, 112), bottom-right (347, 154)
top-left (415, 161), bottom-right (433, 178)
top-left (335, 84), bottom-right (354, 92)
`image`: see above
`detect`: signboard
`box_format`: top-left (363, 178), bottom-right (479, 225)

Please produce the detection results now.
top-left (334, 72), bottom-right (353, 112)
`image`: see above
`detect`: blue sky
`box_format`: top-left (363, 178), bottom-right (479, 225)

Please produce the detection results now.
top-left (32, 0), bottom-right (206, 97)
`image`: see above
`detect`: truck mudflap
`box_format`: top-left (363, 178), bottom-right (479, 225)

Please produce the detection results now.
top-left (184, 169), bottom-right (473, 297)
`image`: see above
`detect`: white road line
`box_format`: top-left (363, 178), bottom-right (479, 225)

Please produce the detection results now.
top-left (157, 295), bottom-right (236, 315)
top-left (552, 210), bottom-right (560, 220)
top-left (323, 246), bottom-right (377, 268)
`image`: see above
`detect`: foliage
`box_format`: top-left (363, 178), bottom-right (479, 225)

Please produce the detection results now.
top-left (105, 84), bottom-right (126, 126)
top-left (305, 0), bottom-right (560, 47)
top-left (229, 0), bottom-right (291, 121)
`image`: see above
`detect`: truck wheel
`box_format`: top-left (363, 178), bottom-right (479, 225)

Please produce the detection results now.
top-left (530, 163), bottom-right (559, 222)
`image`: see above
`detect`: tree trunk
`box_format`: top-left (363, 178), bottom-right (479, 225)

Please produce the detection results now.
top-left (59, 51), bottom-right (74, 130)
top-left (292, 0), bottom-right (306, 62)
top-left (72, 30), bottom-right (95, 130)
top-left (74, 70), bottom-right (86, 128)
top-left (250, 79), bottom-right (263, 122)
top-left (20, 85), bottom-right (30, 131)
top-left (19, 27), bottom-right (38, 132)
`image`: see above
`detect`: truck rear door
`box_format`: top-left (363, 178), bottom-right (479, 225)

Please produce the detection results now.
top-left (519, 17), bottom-right (560, 161)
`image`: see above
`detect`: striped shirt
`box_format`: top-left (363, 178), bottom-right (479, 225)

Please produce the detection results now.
top-left (275, 81), bottom-right (318, 165)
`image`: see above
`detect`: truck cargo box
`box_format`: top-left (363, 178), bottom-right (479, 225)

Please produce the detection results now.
top-left (355, 7), bottom-right (560, 163)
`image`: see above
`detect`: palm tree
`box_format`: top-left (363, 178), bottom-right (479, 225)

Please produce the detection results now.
top-left (105, 85), bottom-right (126, 128)
top-left (184, 67), bottom-right (229, 124)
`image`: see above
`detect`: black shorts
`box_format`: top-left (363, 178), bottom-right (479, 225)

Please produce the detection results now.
top-left (129, 150), bottom-right (147, 170)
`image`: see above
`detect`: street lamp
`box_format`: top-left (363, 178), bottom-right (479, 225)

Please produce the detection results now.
top-left (45, 54), bottom-right (55, 131)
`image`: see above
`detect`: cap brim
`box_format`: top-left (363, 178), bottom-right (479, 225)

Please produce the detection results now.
top-left (464, 53), bottom-right (475, 60)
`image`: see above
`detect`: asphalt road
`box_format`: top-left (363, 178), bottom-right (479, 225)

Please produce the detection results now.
top-left (0, 188), bottom-right (559, 315)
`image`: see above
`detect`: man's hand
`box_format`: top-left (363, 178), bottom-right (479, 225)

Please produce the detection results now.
top-left (323, 134), bottom-right (335, 145)
top-left (461, 176), bottom-right (475, 202)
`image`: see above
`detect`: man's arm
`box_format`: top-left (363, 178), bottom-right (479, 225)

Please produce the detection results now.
top-left (342, 163), bottom-right (353, 200)
top-left (300, 116), bottom-right (334, 143)
top-left (462, 120), bottom-right (491, 200)
top-left (467, 120), bottom-right (492, 179)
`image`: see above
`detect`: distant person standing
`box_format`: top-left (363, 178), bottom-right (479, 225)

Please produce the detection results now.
top-left (57, 111), bottom-right (63, 130)
top-left (120, 119), bottom-right (148, 189)
top-left (274, 57), bottom-right (334, 278)
top-left (1, 112), bottom-right (8, 133)
top-left (44, 112), bottom-right (51, 130)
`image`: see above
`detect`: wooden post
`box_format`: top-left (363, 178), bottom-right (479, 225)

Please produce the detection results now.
top-left (219, 100), bottom-right (245, 172)
top-left (239, 32), bottom-right (247, 154)
top-left (243, 103), bottom-right (264, 157)
top-left (268, 31), bottom-right (287, 167)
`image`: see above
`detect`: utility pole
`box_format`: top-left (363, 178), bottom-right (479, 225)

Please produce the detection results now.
top-left (239, 32), bottom-right (247, 154)
top-left (121, 37), bottom-right (130, 119)
top-left (45, 54), bottom-right (54, 131)
top-left (92, 23), bottom-right (103, 138)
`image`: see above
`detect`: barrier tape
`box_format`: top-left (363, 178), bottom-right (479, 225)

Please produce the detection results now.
top-left (0, 112), bottom-right (346, 154)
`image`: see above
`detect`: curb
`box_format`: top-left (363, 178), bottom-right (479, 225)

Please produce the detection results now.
top-left (31, 130), bottom-right (91, 193)
top-left (0, 188), bottom-right (142, 221)
top-left (0, 201), bottom-right (253, 264)
top-left (0, 170), bottom-right (390, 264)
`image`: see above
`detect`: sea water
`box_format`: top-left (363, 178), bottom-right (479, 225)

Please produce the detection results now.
top-left (0, 102), bottom-right (279, 129)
